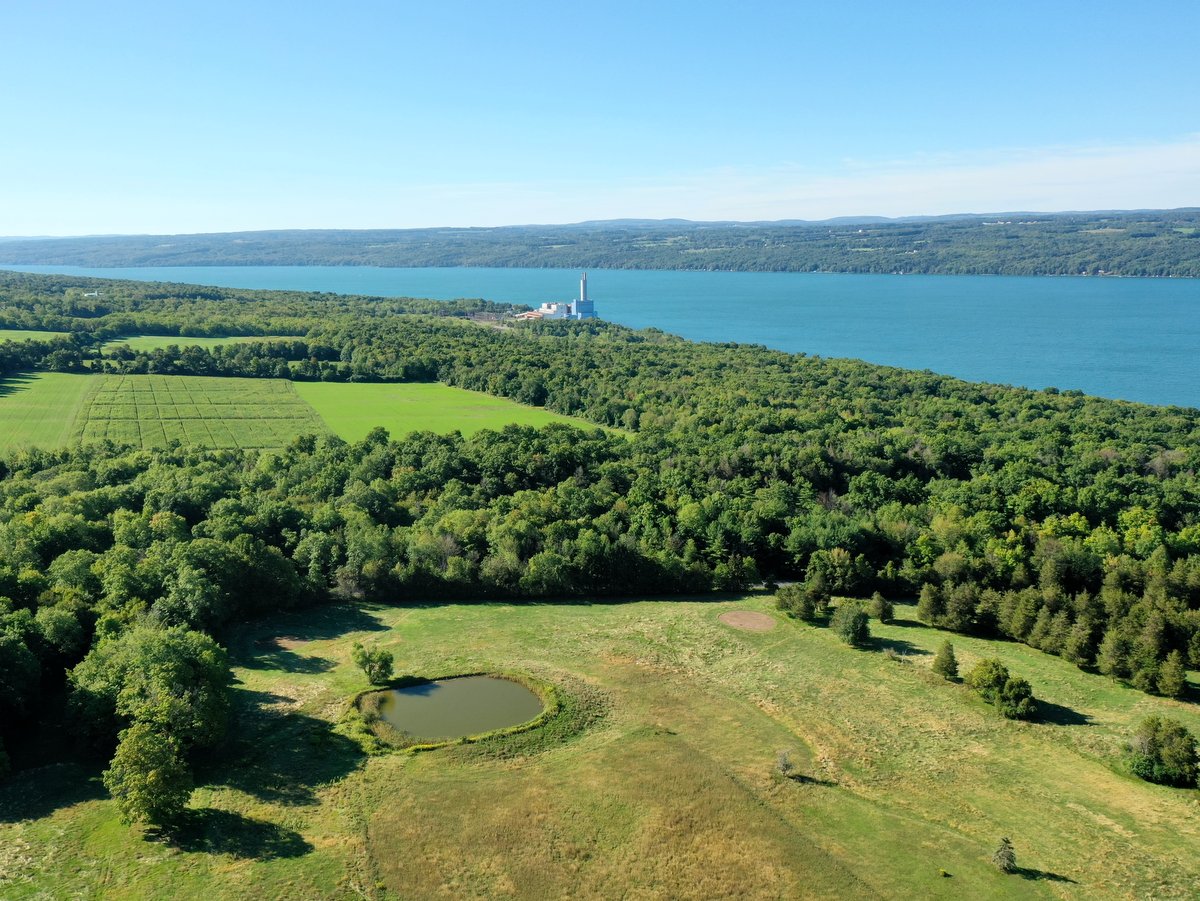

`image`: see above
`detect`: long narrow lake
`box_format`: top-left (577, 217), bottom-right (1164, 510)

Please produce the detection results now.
top-left (8, 265), bottom-right (1199, 408)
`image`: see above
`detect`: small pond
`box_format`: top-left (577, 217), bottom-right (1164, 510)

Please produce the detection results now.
top-left (375, 675), bottom-right (544, 740)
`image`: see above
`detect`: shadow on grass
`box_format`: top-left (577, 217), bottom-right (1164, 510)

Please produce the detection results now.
top-left (0, 372), bottom-right (41, 399)
top-left (871, 636), bottom-right (931, 656)
top-left (164, 808), bottom-right (313, 859)
top-left (1016, 866), bottom-right (1077, 883)
top-left (202, 695), bottom-right (364, 807)
top-left (242, 640), bottom-right (336, 674)
top-left (1036, 700), bottom-right (1093, 726)
top-left (0, 762), bottom-right (107, 823)
top-left (785, 773), bottom-right (838, 787)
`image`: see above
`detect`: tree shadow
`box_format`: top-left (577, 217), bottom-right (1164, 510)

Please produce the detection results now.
top-left (0, 762), bottom-right (107, 823)
top-left (164, 808), bottom-right (313, 859)
top-left (201, 700), bottom-right (364, 807)
top-left (786, 773), bottom-right (838, 787)
top-left (1016, 866), bottom-right (1077, 883)
top-left (0, 372), bottom-right (40, 399)
top-left (241, 638), bottom-right (336, 674)
top-left (871, 636), bottom-right (931, 656)
top-left (1036, 700), bottom-right (1093, 726)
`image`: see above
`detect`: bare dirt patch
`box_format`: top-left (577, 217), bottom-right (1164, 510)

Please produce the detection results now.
top-left (718, 611), bottom-right (777, 632)
top-left (255, 636), bottom-right (309, 651)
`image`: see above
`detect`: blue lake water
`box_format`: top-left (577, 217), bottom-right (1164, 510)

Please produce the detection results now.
top-left (8, 265), bottom-right (1199, 408)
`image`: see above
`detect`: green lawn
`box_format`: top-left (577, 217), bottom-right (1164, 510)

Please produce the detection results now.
top-left (294, 381), bottom-right (599, 440)
top-left (75, 375), bottom-right (329, 449)
top-left (0, 328), bottom-right (70, 342)
top-left (102, 335), bottom-right (296, 352)
top-left (4, 597), bottom-right (1197, 899)
top-left (0, 373), bottom-right (97, 452)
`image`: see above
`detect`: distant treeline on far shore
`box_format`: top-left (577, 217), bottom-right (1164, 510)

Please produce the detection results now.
top-left (1, 209), bottom-right (1199, 277)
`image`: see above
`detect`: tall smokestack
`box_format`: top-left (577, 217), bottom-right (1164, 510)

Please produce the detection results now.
top-left (580, 272), bottom-right (588, 303)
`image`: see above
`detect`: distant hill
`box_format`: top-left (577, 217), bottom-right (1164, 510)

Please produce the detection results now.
top-left (2, 209), bottom-right (1199, 277)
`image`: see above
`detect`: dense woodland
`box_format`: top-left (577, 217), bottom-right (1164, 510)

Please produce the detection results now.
top-left (1, 270), bottom-right (1199, 794)
top-left (2, 210), bottom-right (1200, 276)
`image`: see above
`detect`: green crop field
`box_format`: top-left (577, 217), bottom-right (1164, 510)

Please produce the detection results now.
top-left (102, 335), bottom-right (296, 352)
top-left (0, 373), bottom-right (96, 452)
top-left (0, 328), bottom-right (70, 342)
top-left (74, 375), bottom-right (329, 449)
top-left (294, 381), bottom-right (599, 440)
top-left (0, 373), bottom-right (599, 452)
top-left (3, 597), bottom-right (1196, 899)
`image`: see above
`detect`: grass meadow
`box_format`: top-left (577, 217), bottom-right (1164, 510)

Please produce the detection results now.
top-left (101, 335), bottom-right (296, 352)
top-left (0, 329), bottom-right (71, 342)
top-left (0, 374), bottom-right (597, 451)
top-left (293, 381), bottom-right (598, 440)
top-left (3, 597), bottom-right (1197, 899)
top-left (0, 372), bottom-right (96, 452)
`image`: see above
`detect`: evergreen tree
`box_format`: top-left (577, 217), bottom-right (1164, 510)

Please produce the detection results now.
top-left (1128, 716), bottom-right (1198, 787)
top-left (1063, 619), bottom-right (1097, 667)
top-left (991, 837), bottom-right (1017, 873)
top-left (830, 602), bottom-right (871, 648)
top-left (932, 641), bottom-right (959, 681)
top-left (868, 591), bottom-right (894, 623)
top-left (916, 583), bottom-right (944, 625)
top-left (1156, 651), bottom-right (1187, 699)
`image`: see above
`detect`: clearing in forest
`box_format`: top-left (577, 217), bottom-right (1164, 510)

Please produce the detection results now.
top-left (75, 375), bottom-right (329, 449)
top-left (0, 372), bottom-right (95, 451)
top-left (101, 334), bottom-right (297, 352)
top-left (0, 328), bottom-right (71, 342)
top-left (294, 381), bottom-right (596, 440)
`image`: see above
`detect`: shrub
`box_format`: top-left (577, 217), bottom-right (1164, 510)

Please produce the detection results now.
top-left (868, 591), bottom-right (894, 623)
top-left (1127, 716), bottom-right (1197, 787)
top-left (830, 602), bottom-right (870, 648)
top-left (351, 643), bottom-right (394, 685)
top-left (966, 658), bottom-right (1036, 720)
top-left (932, 640), bottom-right (959, 681)
top-left (776, 584), bottom-right (818, 622)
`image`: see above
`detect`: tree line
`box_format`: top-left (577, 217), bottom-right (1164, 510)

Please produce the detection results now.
top-left (0, 209), bottom-right (1198, 276)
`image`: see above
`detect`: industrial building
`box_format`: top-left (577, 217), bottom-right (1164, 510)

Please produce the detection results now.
top-left (514, 273), bottom-right (597, 321)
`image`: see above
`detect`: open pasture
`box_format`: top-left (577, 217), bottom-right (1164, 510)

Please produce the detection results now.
top-left (102, 335), bottom-right (297, 352)
top-left (294, 381), bottom-right (598, 439)
top-left (0, 328), bottom-right (71, 342)
top-left (75, 375), bottom-right (329, 449)
top-left (0, 373), bottom-right (96, 452)
top-left (4, 596), bottom-right (1197, 900)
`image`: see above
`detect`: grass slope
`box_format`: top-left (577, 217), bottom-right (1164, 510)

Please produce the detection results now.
top-left (75, 375), bottom-right (329, 449)
top-left (0, 373), bottom-right (96, 451)
top-left (294, 381), bottom-right (596, 440)
top-left (3, 598), bottom-right (1198, 899)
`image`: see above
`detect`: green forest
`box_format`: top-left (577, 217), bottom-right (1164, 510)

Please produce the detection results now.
top-left (2, 209), bottom-right (1199, 276)
top-left (2, 269), bottom-right (1199, 796)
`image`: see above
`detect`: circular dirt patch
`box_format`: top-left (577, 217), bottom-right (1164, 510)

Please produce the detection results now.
top-left (718, 611), bottom-right (777, 632)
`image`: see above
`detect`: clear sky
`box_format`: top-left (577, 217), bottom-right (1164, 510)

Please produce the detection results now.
top-left (2, 0), bottom-right (1197, 234)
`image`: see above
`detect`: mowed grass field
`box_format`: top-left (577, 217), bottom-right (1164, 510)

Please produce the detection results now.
top-left (75, 376), bottom-right (329, 449)
top-left (3, 598), bottom-right (1197, 900)
top-left (294, 381), bottom-right (599, 440)
top-left (0, 374), bottom-right (599, 451)
top-left (101, 335), bottom-right (296, 352)
top-left (0, 373), bottom-right (96, 452)
top-left (0, 328), bottom-right (70, 342)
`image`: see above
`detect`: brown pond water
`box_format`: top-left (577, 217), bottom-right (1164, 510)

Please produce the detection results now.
top-left (375, 675), bottom-right (543, 740)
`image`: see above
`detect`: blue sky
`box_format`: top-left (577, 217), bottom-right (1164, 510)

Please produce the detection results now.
top-left (2, 0), bottom-right (1197, 234)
